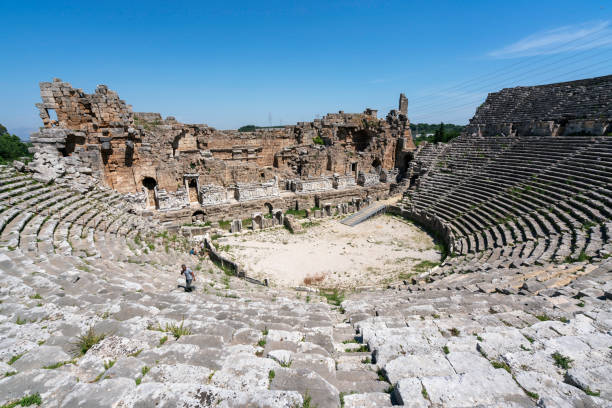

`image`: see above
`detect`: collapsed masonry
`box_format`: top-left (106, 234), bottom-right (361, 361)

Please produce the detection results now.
top-left (27, 78), bottom-right (415, 224)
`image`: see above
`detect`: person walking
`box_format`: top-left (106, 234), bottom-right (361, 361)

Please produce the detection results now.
top-left (180, 264), bottom-right (195, 292)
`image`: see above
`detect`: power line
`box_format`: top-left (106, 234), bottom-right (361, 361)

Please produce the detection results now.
top-left (412, 58), bottom-right (612, 123)
top-left (411, 41), bottom-right (612, 112)
top-left (407, 28), bottom-right (612, 104)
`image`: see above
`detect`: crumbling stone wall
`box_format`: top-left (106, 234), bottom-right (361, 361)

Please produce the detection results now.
top-left (28, 78), bottom-right (415, 222)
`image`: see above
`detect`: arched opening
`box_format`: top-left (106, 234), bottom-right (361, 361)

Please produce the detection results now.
top-left (372, 158), bottom-right (382, 172)
top-left (264, 202), bottom-right (273, 216)
top-left (192, 210), bottom-right (205, 223)
top-left (60, 134), bottom-right (86, 157)
top-left (352, 130), bottom-right (373, 151)
top-left (142, 177), bottom-right (157, 208)
top-left (188, 178), bottom-right (198, 203)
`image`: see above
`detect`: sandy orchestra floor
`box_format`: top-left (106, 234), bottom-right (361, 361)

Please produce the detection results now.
top-left (217, 215), bottom-right (442, 288)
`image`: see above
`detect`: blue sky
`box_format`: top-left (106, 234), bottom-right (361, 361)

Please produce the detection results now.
top-left (1, 0), bottom-right (611, 139)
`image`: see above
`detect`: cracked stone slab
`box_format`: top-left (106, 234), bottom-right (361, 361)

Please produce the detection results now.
top-left (393, 377), bottom-right (429, 407)
top-left (421, 369), bottom-right (532, 407)
top-left (565, 365), bottom-right (612, 401)
top-left (116, 382), bottom-right (303, 407)
top-left (384, 353), bottom-right (455, 385)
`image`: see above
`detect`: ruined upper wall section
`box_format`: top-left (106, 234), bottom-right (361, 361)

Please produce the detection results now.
top-left (37, 78), bottom-right (134, 133)
top-left (465, 75), bottom-right (612, 137)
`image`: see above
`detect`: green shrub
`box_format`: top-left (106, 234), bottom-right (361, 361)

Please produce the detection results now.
top-left (320, 289), bottom-right (344, 306)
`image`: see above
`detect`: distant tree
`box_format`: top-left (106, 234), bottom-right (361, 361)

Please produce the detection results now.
top-left (433, 122), bottom-right (445, 144)
top-left (238, 125), bottom-right (257, 132)
top-left (0, 124), bottom-right (32, 164)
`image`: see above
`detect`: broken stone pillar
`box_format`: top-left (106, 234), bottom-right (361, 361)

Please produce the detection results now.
top-left (399, 93), bottom-right (408, 115)
top-left (283, 214), bottom-right (303, 233)
top-left (230, 219), bottom-right (242, 233)
top-left (324, 203), bottom-right (332, 217)
top-left (314, 209), bottom-right (322, 218)
top-left (305, 209), bottom-right (311, 218)
top-left (252, 213), bottom-right (263, 230)
top-left (273, 209), bottom-right (284, 226)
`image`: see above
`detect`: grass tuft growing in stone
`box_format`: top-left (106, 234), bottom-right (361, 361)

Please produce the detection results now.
top-left (320, 289), bottom-right (344, 306)
top-left (491, 360), bottom-right (511, 373)
top-left (1, 392), bottom-right (42, 408)
top-left (551, 351), bottom-right (572, 369)
top-left (159, 336), bottom-right (168, 346)
top-left (42, 359), bottom-right (76, 369)
top-left (8, 354), bottom-right (24, 365)
top-left (443, 345), bottom-right (450, 354)
top-left (154, 319), bottom-right (192, 340)
top-left (71, 326), bottom-right (106, 356)
top-left (345, 344), bottom-right (369, 353)
top-left (584, 387), bottom-right (600, 397)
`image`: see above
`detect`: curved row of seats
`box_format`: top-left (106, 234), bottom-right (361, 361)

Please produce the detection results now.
top-left (401, 135), bottom-right (612, 279)
top-left (470, 75), bottom-right (612, 124)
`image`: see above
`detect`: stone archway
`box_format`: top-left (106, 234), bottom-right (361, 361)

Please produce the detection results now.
top-left (372, 158), bottom-right (382, 172)
top-left (187, 179), bottom-right (198, 202)
top-left (252, 213), bottom-right (263, 230)
top-left (192, 210), bottom-right (205, 223)
top-left (142, 177), bottom-right (157, 208)
top-left (264, 202), bottom-right (273, 215)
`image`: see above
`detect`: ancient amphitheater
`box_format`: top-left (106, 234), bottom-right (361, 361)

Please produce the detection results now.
top-left (0, 75), bottom-right (610, 407)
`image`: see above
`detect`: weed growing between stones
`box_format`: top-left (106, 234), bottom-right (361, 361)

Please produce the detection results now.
top-left (412, 260), bottom-right (440, 273)
top-left (150, 319), bottom-right (192, 340)
top-left (42, 359), bottom-right (76, 369)
top-left (159, 336), bottom-right (168, 346)
top-left (490, 360), bottom-right (511, 373)
top-left (320, 289), bottom-right (344, 306)
top-left (345, 344), bottom-right (369, 353)
top-left (1, 392), bottom-right (42, 408)
top-left (71, 326), bottom-right (106, 356)
top-left (551, 351), bottom-right (573, 369)
top-left (8, 353), bottom-right (24, 365)
top-left (301, 393), bottom-right (313, 408)
top-left (584, 387), bottom-right (600, 397)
